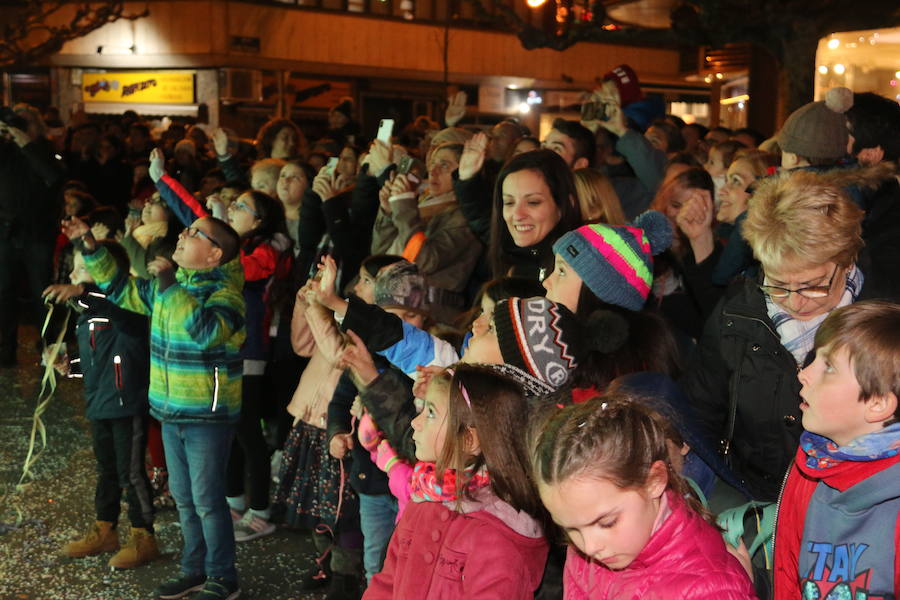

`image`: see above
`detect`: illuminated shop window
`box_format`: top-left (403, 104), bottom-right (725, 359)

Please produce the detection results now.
top-left (815, 28), bottom-right (900, 103)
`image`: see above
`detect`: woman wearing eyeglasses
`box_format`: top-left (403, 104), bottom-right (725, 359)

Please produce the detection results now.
top-left (370, 141), bottom-right (482, 324)
top-left (680, 168), bottom-right (900, 502)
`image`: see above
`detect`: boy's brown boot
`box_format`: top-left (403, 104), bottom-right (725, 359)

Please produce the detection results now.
top-left (60, 520), bottom-right (119, 557)
top-left (108, 527), bottom-right (161, 569)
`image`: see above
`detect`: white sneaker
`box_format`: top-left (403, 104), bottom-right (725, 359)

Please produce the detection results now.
top-left (233, 511), bottom-right (275, 542)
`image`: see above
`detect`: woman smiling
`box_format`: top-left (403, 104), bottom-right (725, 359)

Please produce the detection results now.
top-left (488, 149), bottom-right (583, 281)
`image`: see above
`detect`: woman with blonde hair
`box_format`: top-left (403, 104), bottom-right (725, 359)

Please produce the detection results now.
top-left (573, 168), bottom-right (626, 225)
top-left (680, 167), bottom-right (900, 502)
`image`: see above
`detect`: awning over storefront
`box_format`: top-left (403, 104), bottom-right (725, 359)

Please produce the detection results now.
top-left (83, 101), bottom-right (199, 116)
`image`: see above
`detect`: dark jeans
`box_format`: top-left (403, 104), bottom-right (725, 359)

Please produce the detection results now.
top-left (92, 415), bottom-right (154, 530)
top-left (226, 374), bottom-right (270, 510)
top-left (163, 421), bottom-right (237, 581)
top-left (0, 236), bottom-right (54, 361)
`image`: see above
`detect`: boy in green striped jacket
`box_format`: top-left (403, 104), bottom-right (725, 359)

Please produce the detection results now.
top-left (63, 214), bottom-right (246, 600)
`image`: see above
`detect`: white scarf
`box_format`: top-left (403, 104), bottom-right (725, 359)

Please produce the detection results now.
top-left (766, 265), bottom-right (863, 365)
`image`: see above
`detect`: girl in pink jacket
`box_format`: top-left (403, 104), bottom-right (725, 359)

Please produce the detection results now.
top-left (363, 364), bottom-right (549, 599)
top-left (532, 394), bottom-right (757, 600)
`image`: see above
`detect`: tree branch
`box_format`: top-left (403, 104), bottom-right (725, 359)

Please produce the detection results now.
top-left (0, 1), bottom-right (149, 67)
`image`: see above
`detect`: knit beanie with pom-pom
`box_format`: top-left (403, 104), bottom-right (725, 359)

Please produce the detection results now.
top-left (777, 87), bottom-right (853, 161)
top-left (552, 210), bottom-right (673, 312)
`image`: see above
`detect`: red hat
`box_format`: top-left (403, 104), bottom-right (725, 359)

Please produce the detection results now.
top-left (602, 64), bottom-right (644, 107)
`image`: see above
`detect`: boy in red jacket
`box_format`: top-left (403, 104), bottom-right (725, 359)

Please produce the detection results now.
top-left (774, 301), bottom-right (900, 600)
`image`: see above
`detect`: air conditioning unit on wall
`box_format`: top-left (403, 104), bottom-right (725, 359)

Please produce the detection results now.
top-left (219, 68), bottom-right (262, 103)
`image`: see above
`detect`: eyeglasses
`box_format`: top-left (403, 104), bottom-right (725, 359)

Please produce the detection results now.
top-left (231, 200), bottom-right (259, 218)
top-left (758, 265), bottom-right (839, 299)
top-left (183, 226), bottom-right (220, 248)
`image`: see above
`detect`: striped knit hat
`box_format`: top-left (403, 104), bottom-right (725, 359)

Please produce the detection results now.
top-left (493, 296), bottom-right (582, 391)
top-left (552, 211), bottom-right (672, 311)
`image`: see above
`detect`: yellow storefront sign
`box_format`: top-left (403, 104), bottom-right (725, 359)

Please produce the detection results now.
top-left (82, 71), bottom-right (196, 104)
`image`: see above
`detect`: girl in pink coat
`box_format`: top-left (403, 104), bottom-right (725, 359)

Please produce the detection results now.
top-left (532, 394), bottom-right (757, 600)
top-left (362, 364), bottom-right (549, 599)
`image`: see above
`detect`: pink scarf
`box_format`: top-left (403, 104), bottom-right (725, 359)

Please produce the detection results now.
top-left (409, 461), bottom-right (490, 503)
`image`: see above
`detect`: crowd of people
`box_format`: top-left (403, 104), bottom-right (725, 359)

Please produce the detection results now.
top-left (1, 62), bottom-right (899, 600)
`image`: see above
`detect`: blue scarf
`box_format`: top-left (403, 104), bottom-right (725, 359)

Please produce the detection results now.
top-left (800, 423), bottom-right (900, 470)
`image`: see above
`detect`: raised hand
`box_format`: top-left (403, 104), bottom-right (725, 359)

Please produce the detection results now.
top-left (147, 256), bottom-right (174, 277)
top-left (307, 255), bottom-right (341, 311)
top-left (124, 213), bottom-right (142, 236)
top-left (366, 139), bottom-right (393, 175)
top-left (311, 166), bottom-right (348, 202)
top-left (676, 189), bottom-right (714, 241)
top-left (42, 283), bottom-right (85, 304)
top-left (444, 91), bottom-right (467, 127)
top-left (61, 216), bottom-right (90, 241)
top-left (676, 189), bottom-right (716, 263)
top-left (211, 127), bottom-right (230, 158)
top-left (458, 132), bottom-right (488, 181)
top-left (0, 122), bottom-right (31, 148)
top-left (91, 221), bottom-right (111, 241)
top-left (413, 364), bottom-right (444, 399)
top-left (597, 103), bottom-right (628, 138)
top-left (387, 169), bottom-right (416, 199)
top-left (339, 329), bottom-right (379, 388)
top-left (148, 147), bottom-right (165, 182)
top-left (379, 172), bottom-right (396, 215)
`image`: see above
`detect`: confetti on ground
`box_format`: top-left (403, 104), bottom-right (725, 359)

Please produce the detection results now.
top-left (0, 330), bottom-right (328, 599)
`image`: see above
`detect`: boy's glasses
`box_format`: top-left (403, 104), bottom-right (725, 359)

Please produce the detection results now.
top-left (758, 265), bottom-right (839, 299)
top-left (183, 226), bottom-right (220, 248)
top-left (232, 200), bottom-right (260, 218)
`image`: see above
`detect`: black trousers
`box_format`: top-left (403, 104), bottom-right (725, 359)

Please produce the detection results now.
top-left (91, 415), bottom-right (154, 530)
top-left (226, 375), bottom-right (271, 510)
top-left (0, 235), bottom-right (54, 362)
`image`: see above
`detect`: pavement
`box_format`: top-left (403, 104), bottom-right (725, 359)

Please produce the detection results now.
top-left (0, 327), bottom-right (326, 600)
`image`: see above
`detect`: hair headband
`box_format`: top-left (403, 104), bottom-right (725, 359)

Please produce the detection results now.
top-left (445, 368), bottom-right (472, 412)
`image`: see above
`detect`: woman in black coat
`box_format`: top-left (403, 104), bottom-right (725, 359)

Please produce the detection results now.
top-left (680, 166), bottom-right (900, 501)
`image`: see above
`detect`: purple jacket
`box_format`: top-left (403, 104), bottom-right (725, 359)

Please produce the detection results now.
top-left (564, 491), bottom-right (756, 600)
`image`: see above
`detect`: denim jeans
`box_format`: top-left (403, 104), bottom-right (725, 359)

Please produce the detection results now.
top-left (358, 493), bottom-right (398, 582)
top-left (162, 422), bottom-right (237, 581)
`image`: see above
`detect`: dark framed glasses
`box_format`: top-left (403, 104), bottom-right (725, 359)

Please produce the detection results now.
top-left (758, 265), bottom-right (839, 299)
top-left (183, 226), bottom-right (220, 248)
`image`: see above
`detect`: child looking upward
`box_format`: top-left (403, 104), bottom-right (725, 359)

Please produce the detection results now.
top-left (774, 301), bottom-right (900, 600)
top-left (62, 211), bottom-right (245, 600)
